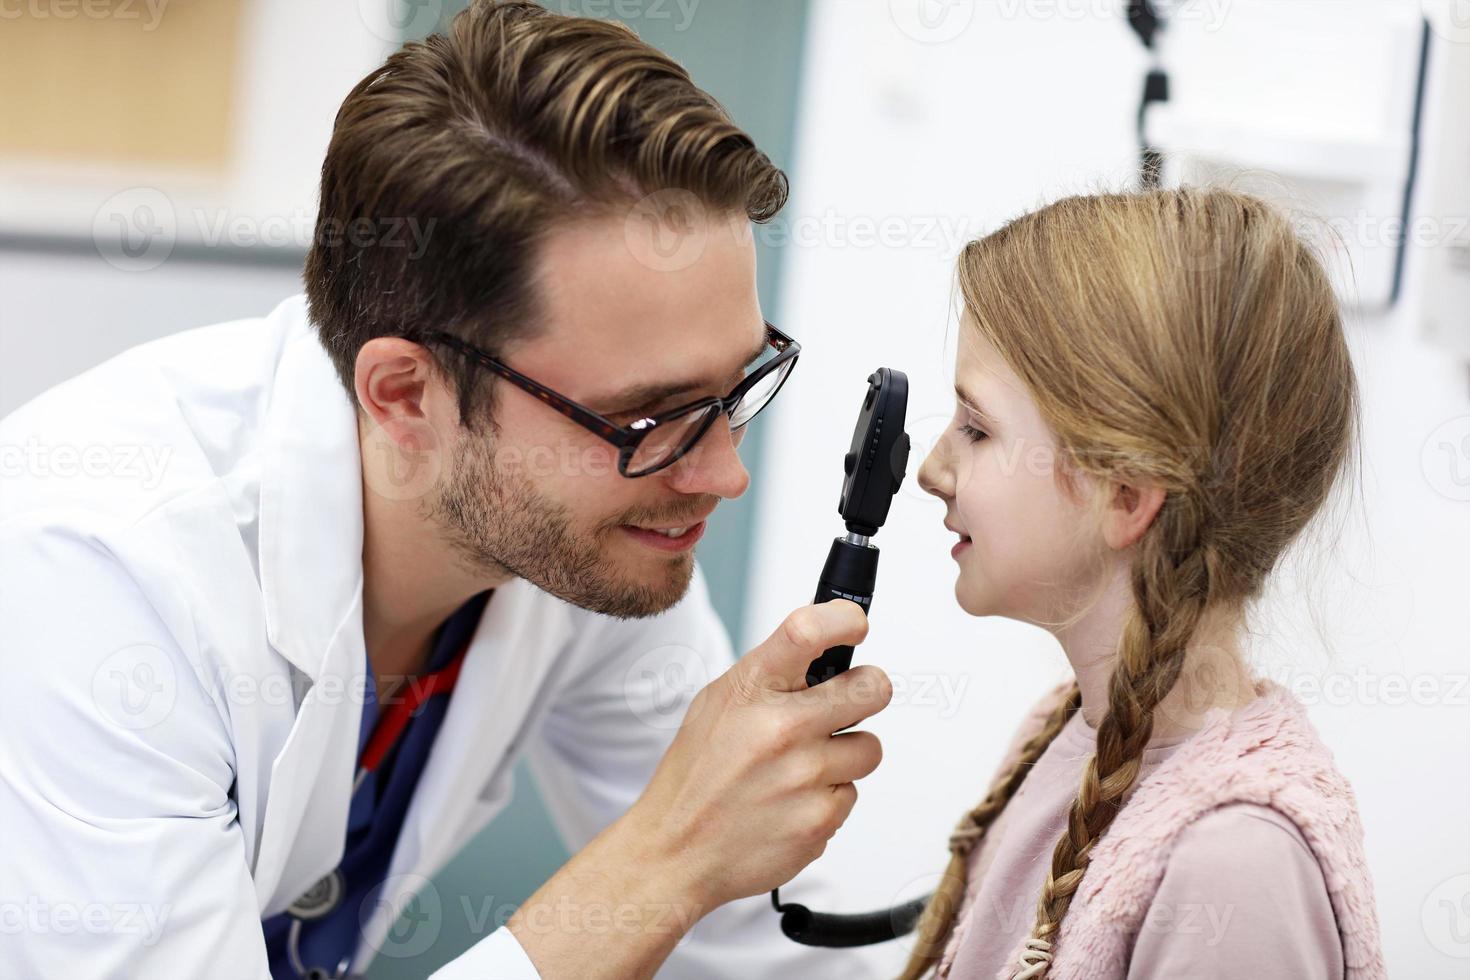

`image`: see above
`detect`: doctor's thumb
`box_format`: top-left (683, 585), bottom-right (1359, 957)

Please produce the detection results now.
top-left (736, 600), bottom-right (870, 698)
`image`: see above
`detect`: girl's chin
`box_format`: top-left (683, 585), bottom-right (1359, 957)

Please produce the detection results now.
top-left (954, 580), bottom-right (990, 617)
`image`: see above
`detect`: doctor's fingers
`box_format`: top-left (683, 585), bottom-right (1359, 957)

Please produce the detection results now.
top-left (818, 730), bottom-right (884, 786)
top-left (784, 664), bottom-right (894, 736)
top-left (738, 600), bottom-right (870, 696)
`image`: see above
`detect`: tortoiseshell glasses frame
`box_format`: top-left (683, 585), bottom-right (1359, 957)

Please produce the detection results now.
top-left (423, 322), bottom-right (800, 478)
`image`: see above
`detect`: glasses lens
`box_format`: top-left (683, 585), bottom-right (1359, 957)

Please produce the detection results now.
top-left (729, 355), bottom-right (796, 429)
top-left (625, 405), bottom-right (720, 477)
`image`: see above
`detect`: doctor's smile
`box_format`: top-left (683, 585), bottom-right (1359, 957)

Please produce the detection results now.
top-left (6, 0), bottom-right (1442, 978)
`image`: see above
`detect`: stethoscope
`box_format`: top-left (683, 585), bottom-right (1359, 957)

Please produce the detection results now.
top-left (282, 640), bottom-right (471, 979)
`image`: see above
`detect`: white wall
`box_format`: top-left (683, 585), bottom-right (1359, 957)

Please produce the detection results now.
top-left (0, 252), bottom-right (304, 418)
top-left (747, 2), bottom-right (1470, 977)
top-left (0, 0), bottom-right (392, 416)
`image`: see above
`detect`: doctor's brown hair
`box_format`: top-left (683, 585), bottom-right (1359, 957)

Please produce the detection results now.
top-left (899, 188), bottom-right (1360, 980)
top-left (303, 0), bottom-right (786, 431)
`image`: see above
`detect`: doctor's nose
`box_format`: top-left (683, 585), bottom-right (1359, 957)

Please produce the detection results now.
top-left (663, 418), bottom-right (751, 499)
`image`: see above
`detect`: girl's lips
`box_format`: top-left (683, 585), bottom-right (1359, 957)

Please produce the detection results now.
top-left (620, 521), bottom-right (707, 553)
top-left (951, 537), bottom-right (972, 559)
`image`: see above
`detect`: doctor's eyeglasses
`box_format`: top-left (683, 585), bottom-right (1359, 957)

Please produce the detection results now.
top-left (423, 322), bottom-right (800, 478)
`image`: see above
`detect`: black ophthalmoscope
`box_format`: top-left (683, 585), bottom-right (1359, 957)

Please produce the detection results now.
top-left (804, 367), bottom-right (910, 685)
top-left (770, 368), bottom-right (933, 948)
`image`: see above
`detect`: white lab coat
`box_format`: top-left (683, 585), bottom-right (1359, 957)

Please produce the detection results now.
top-left (0, 295), bottom-right (869, 979)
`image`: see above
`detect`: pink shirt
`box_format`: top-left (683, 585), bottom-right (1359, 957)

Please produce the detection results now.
top-left (936, 704), bottom-right (1345, 979)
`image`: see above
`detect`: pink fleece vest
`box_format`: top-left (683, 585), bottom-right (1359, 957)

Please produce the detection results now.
top-left (993, 677), bottom-right (1386, 980)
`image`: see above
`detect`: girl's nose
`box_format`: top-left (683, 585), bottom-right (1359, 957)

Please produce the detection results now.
top-left (917, 436), bottom-right (955, 501)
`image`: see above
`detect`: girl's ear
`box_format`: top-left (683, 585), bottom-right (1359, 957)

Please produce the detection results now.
top-left (1102, 479), bottom-right (1166, 551)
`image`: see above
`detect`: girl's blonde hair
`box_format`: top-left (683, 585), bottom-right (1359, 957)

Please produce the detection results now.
top-left (898, 188), bottom-right (1360, 980)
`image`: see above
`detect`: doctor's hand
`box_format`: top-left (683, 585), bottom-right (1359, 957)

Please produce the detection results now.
top-left (504, 600), bottom-right (888, 980)
top-left (627, 598), bottom-right (889, 907)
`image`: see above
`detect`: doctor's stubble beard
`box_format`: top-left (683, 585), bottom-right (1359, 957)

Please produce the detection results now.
top-left (423, 422), bottom-right (707, 619)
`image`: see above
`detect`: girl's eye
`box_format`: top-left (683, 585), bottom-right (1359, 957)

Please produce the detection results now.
top-left (957, 422), bottom-right (988, 443)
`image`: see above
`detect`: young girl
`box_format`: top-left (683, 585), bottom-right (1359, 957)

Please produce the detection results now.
top-left (904, 188), bottom-right (1386, 980)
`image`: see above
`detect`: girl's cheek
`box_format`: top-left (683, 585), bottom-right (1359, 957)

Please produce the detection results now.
top-left (952, 442), bottom-right (998, 514)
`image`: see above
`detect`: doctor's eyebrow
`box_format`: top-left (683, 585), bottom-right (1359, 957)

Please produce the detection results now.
top-left (597, 332), bottom-right (771, 417)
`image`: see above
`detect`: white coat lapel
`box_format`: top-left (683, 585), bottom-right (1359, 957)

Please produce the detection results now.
top-left (255, 606), bottom-right (369, 914)
top-left (251, 303), bottom-right (371, 912)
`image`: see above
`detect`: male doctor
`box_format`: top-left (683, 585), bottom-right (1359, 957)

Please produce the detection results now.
top-left (0, 2), bottom-right (892, 978)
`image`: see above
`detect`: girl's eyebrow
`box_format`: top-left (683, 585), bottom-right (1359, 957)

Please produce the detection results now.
top-left (954, 382), bottom-right (997, 424)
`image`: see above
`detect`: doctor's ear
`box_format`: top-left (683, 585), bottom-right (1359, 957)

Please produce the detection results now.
top-left (353, 337), bottom-right (442, 425)
top-left (1100, 478), bottom-right (1166, 551)
top-left (355, 338), bottom-right (452, 503)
